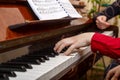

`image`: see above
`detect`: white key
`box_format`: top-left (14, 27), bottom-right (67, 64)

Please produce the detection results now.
top-left (9, 55), bottom-right (72, 80)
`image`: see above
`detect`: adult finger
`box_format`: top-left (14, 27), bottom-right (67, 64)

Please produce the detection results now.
top-left (106, 70), bottom-right (114, 80)
top-left (111, 71), bottom-right (120, 80)
top-left (97, 16), bottom-right (106, 22)
top-left (64, 44), bottom-right (76, 56)
top-left (54, 40), bottom-right (64, 52)
top-left (56, 43), bottom-right (67, 53)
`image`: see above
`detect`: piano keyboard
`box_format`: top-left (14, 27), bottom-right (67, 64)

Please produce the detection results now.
top-left (0, 46), bottom-right (91, 80)
top-left (0, 31), bottom-right (114, 80)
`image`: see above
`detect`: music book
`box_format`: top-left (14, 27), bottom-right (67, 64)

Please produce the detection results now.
top-left (27, 0), bottom-right (82, 20)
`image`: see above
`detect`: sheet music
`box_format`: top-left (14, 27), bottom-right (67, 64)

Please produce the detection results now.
top-left (58, 0), bottom-right (82, 18)
top-left (28, 0), bottom-right (68, 20)
top-left (27, 0), bottom-right (82, 20)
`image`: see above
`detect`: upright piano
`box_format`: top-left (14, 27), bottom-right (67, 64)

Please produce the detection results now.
top-left (0, 0), bottom-right (119, 80)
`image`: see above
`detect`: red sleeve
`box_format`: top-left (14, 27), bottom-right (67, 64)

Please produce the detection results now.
top-left (91, 33), bottom-right (120, 59)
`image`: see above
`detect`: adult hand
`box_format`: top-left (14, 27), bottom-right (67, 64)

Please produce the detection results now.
top-left (96, 15), bottom-right (110, 29)
top-left (54, 32), bottom-right (95, 55)
top-left (106, 65), bottom-right (120, 80)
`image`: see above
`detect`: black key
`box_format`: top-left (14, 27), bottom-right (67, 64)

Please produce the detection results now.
top-left (0, 65), bottom-right (26, 72)
top-left (38, 52), bottom-right (56, 57)
top-left (47, 52), bottom-right (56, 57)
top-left (31, 49), bottom-right (56, 57)
top-left (51, 48), bottom-right (59, 55)
top-left (26, 55), bottom-right (49, 60)
top-left (21, 56), bottom-right (45, 62)
top-left (30, 51), bottom-right (55, 57)
top-left (15, 58), bottom-right (41, 64)
top-left (53, 52), bottom-right (59, 55)
top-left (0, 70), bottom-right (16, 77)
top-left (2, 62), bottom-right (32, 69)
top-left (60, 47), bottom-right (69, 53)
top-left (0, 74), bottom-right (9, 80)
top-left (10, 58), bottom-right (41, 65)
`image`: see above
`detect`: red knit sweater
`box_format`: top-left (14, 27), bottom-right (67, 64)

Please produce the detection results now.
top-left (91, 33), bottom-right (120, 59)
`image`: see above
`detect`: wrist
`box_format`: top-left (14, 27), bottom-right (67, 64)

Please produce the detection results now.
top-left (86, 32), bottom-right (95, 45)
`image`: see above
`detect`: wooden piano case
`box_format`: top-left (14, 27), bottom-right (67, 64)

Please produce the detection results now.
top-left (0, 0), bottom-right (119, 80)
top-left (0, 0), bottom-right (71, 41)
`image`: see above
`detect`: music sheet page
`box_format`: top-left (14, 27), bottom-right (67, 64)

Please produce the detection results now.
top-left (58, 0), bottom-right (82, 18)
top-left (27, 0), bottom-right (68, 20)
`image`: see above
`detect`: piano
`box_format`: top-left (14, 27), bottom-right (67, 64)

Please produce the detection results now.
top-left (0, 0), bottom-right (119, 80)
